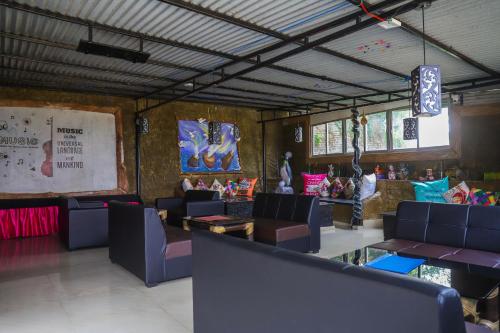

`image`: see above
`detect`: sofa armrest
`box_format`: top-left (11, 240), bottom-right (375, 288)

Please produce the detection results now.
top-left (186, 200), bottom-right (225, 217)
top-left (144, 208), bottom-right (168, 287)
top-left (156, 197), bottom-right (183, 210)
top-left (61, 208), bottom-right (109, 250)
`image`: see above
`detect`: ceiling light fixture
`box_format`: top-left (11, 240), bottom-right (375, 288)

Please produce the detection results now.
top-left (77, 26), bottom-right (150, 63)
top-left (411, 3), bottom-right (442, 117)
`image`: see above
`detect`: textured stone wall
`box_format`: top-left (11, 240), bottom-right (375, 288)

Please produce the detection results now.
top-left (0, 87), bottom-right (137, 195)
top-left (137, 102), bottom-right (282, 204)
top-left (0, 88), bottom-right (284, 203)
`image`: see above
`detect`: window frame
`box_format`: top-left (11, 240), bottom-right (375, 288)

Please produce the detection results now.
top-left (310, 107), bottom-right (451, 158)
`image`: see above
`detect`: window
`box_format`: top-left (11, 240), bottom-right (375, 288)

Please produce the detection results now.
top-left (365, 112), bottom-right (387, 151)
top-left (327, 121), bottom-right (343, 154)
top-left (312, 124), bottom-right (326, 155)
top-left (310, 107), bottom-right (450, 157)
top-left (392, 109), bottom-right (417, 150)
top-left (419, 108), bottom-right (450, 148)
top-left (346, 119), bottom-right (365, 153)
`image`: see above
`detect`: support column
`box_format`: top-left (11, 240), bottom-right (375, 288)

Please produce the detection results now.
top-left (261, 120), bottom-right (267, 193)
top-left (350, 107), bottom-right (363, 228)
top-left (135, 111), bottom-right (142, 197)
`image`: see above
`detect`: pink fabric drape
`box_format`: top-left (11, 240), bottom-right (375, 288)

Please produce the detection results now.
top-left (0, 206), bottom-right (59, 240)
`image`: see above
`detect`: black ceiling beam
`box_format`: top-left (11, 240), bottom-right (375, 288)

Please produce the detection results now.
top-left (138, 0), bottom-right (427, 113)
top-left (348, 0), bottom-right (500, 77)
top-left (0, 31), bottom-right (345, 105)
top-left (0, 79), bottom-right (144, 98)
top-left (399, 22), bottom-right (500, 77)
top-left (258, 78), bottom-right (500, 123)
top-left (1, 53), bottom-right (324, 107)
top-left (159, 0), bottom-right (407, 79)
top-left (139, 0), bottom-right (410, 100)
top-left (1, 79), bottom-right (285, 110)
top-left (2, 1), bottom-right (390, 100)
top-left (257, 75), bottom-right (500, 113)
top-left (0, 65), bottom-right (297, 108)
top-left (1, 53), bottom-right (175, 84)
top-left (0, 66), bottom-right (158, 92)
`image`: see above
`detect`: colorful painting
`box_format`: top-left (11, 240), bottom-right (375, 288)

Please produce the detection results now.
top-left (178, 120), bottom-right (241, 173)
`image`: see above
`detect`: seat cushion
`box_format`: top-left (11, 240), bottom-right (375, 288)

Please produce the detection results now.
top-left (165, 226), bottom-right (192, 259)
top-left (441, 249), bottom-right (500, 268)
top-left (399, 243), bottom-right (461, 259)
top-left (369, 239), bottom-right (422, 252)
top-left (253, 218), bottom-right (310, 244)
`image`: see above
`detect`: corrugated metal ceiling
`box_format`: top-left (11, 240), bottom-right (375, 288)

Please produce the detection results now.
top-left (1, 0), bottom-right (499, 111)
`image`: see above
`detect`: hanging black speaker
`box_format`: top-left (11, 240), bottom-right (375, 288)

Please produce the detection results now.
top-left (208, 121), bottom-right (222, 145)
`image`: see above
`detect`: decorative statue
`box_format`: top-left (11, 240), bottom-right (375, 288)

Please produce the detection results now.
top-left (398, 164), bottom-right (409, 180)
top-left (374, 164), bottom-right (385, 180)
top-left (387, 164), bottom-right (396, 180)
top-left (280, 152), bottom-right (293, 187)
top-left (426, 168), bottom-right (435, 180)
top-left (327, 164), bottom-right (335, 180)
top-left (350, 107), bottom-right (363, 228)
top-left (276, 152), bottom-right (294, 194)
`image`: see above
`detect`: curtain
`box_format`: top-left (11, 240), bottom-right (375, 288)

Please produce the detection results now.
top-left (0, 206), bottom-right (59, 240)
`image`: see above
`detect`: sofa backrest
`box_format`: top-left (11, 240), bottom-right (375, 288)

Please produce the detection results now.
top-left (108, 202), bottom-right (167, 283)
top-left (184, 190), bottom-right (220, 202)
top-left (396, 201), bottom-right (500, 253)
top-left (253, 193), bottom-right (317, 222)
top-left (192, 231), bottom-right (466, 333)
top-left (253, 193), bottom-right (320, 252)
top-left (466, 206), bottom-right (500, 253)
top-left (426, 203), bottom-right (469, 248)
top-left (395, 201), bottom-right (431, 242)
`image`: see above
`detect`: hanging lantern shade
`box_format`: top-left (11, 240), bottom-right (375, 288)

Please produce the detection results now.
top-left (411, 65), bottom-right (442, 117)
top-left (233, 124), bottom-right (241, 141)
top-left (208, 121), bottom-right (222, 145)
top-left (294, 124), bottom-right (303, 143)
top-left (360, 113), bottom-right (368, 126)
top-left (403, 117), bottom-right (418, 140)
top-left (136, 116), bottom-right (149, 134)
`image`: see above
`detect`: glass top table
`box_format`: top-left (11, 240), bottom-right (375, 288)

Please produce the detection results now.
top-left (331, 246), bottom-right (500, 331)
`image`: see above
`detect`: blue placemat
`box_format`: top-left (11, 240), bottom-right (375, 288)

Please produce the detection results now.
top-left (365, 254), bottom-right (425, 275)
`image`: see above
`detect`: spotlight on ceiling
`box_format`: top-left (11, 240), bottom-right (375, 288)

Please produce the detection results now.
top-left (184, 82), bottom-right (194, 88)
top-left (77, 40), bottom-right (150, 63)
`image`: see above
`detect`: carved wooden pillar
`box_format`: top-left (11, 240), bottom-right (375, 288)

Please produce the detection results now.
top-left (351, 107), bottom-right (363, 228)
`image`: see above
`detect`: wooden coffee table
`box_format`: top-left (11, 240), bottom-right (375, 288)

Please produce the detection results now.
top-left (183, 215), bottom-right (254, 241)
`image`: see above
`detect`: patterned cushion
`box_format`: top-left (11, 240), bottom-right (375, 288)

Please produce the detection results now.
top-left (237, 178), bottom-right (258, 197)
top-left (468, 188), bottom-right (497, 206)
top-left (443, 181), bottom-right (469, 204)
top-left (411, 177), bottom-right (448, 203)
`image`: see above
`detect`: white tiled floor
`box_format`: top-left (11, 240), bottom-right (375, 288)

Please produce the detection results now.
top-left (0, 228), bottom-right (383, 333)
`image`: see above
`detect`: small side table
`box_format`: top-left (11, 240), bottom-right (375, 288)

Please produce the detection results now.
top-left (183, 215), bottom-right (254, 241)
top-left (224, 197), bottom-right (254, 218)
top-left (382, 211), bottom-right (397, 240)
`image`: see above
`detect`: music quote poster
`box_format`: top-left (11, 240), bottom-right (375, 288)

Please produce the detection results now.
top-left (0, 107), bottom-right (117, 193)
